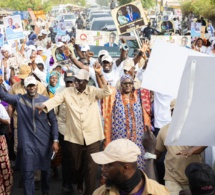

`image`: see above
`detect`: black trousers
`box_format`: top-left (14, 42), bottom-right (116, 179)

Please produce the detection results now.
top-left (64, 140), bottom-right (100, 195)
top-left (59, 133), bottom-right (72, 187)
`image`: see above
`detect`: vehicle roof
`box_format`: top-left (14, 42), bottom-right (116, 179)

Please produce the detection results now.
top-left (91, 17), bottom-right (113, 22)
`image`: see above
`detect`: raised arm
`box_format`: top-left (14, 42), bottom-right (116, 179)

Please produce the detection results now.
top-left (115, 38), bottom-right (128, 67)
top-left (71, 37), bottom-right (84, 58)
top-left (142, 125), bottom-right (157, 181)
top-left (93, 62), bottom-right (107, 88)
top-left (133, 40), bottom-right (149, 65)
top-left (37, 89), bottom-right (66, 113)
top-left (0, 79), bottom-right (18, 106)
top-left (64, 45), bottom-right (89, 71)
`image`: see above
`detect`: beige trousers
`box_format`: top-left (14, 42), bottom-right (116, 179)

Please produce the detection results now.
top-left (165, 180), bottom-right (189, 195)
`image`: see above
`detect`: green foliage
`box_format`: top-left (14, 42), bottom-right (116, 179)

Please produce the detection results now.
top-left (96, 0), bottom-right (108, 6)
top-left (181, 0), bottom-right (215, 21)
top-left (0, 0), bottom-right (86, 12)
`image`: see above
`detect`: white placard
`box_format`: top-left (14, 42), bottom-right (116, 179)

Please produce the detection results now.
top-left (141, 40), bottom-right (207, 97)
top-left (165, 56), bottom-right (215, 146)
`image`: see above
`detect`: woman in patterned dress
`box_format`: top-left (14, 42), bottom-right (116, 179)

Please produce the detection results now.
top-left (101, 74), bottom-right (151, 171)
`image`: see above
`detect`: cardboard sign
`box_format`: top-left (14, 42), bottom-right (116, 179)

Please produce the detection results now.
top-left (165, 56), bottom-right (215, 146)
top-left (57, 21), bottom-right (66, 36)
top-left (191, 22), bottom-right (201, 37)
top-left (76, 30), bottom-right (119, 46)
top-left (3, 15), bottom-right (24, 41)
top-left (141, 40), bottom-right (206, 97)
top-left (111, 0), bottom-right (147, 35)
top-left (0, 25), bottom-right (4, 47)
top-left (150, 35), bottom-right (191, 48)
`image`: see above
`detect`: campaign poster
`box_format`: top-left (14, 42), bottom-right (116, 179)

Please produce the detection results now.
top-left (111, 0), bottom-right (147, 35)
top-left (57, 21), bottom-right (66, 36)
top-left (76, 30), bottom-right (119, 47)
top-left (0, 25), bottom-right (4, 47)
top-left (191, 22), bottom-right (201, 37)
top-left (3, 15), bottom-right (24, 41)
top-left (8, 40), bottom-right (20, 53)
top-left (150, 36), bottom-right (191, 49)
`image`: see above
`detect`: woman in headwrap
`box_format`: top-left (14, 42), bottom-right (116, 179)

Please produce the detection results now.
top-left (46, 71), bottom-right (61, 98)
top-left (97, 71), bottom-right (151, 172)
top-left (46, 70), bottom-right (62, 177)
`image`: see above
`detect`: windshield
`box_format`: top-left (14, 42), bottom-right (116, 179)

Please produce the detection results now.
top-left (91, 20), bottom-right (115, 31)
top-left (64, 14), bottom-right (75, 20)
top-left (90, 40), bottom-right (139, 59)
top-left (89, 13), bottom-right (110, 21)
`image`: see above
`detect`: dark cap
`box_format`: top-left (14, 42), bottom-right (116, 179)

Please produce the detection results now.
top-left (185, 163), bottom-right (215, 195)
top-left (64, 70), bottom-right (75, 82)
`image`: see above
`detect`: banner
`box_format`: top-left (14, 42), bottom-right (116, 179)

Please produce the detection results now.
top-left (3, 15), bottom-right (24, 41)
top-left (111, 0), bottom-right (147, 35)
top-left (0, 25), bottom-right (4, 47)
top-left (76, 30), bottom-right (119, 46)
top-left (165, 56), bottom-right (215, 146)
top-left (150, 35), bottom-right (191, 48)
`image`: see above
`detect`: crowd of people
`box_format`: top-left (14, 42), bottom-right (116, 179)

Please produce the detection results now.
top-left (0, 7), bottom-right (215, 195)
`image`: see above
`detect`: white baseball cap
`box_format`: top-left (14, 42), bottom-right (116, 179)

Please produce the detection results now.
top-left (81, 44), bottom-right (90, 52)
top-left (24, 76), bottom-right (37, 87)
top-left (56, 42), bottom-right (64, 48)
top-left (102, 55), bottom-right (113, 63)
top-left (38, 32), bottom-right (43, 37)
top-left (37, 46), bottom-right (43, 51)
top-left (74, 69), bottom-right (89, 81)
top-left (123, 59), bottom-right (135, 71)
top-left (61, 36), bottom-right (67, 43)
top-left (98, 50), bottom-right (108, 57)
top-left (91, 139), bottom-right (141, 165)
top-left (41, 30), bottom-right (48, 35)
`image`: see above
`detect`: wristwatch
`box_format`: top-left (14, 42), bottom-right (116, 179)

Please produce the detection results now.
top-left (144, 152), bottom-right (157, 160)
top-left (53, 140), bottom-right (59, 143)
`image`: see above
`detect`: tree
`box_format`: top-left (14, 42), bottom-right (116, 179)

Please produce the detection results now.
top-left (181, 0), bottom-right (215, 22)
top-left (96, 0), bottom-right (108, 6)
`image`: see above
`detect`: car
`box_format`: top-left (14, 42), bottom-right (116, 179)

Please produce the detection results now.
top-left (86, 12), bottom-right (111, 29)
top-left (89, 17), bottom-right (116, 31)
top-left (56, 13), bottom-right (76, 31)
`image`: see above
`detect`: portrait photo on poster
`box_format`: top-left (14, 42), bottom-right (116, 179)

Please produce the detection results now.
top-left (0, 25), bottom-right (4, 47)
top-left (112, 1), bottom-right (147, 35)
top-left (3, 15), bottom-right (24, 41)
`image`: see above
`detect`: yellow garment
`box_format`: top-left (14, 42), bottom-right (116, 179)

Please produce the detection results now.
top-left (43, 85), bottom-right (112, 145)
top-left (156, 124), bottom-right (202, 185)
top-left (93, 172), bottom-right (170, 195)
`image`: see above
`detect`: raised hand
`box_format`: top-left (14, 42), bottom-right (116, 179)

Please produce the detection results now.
top-left (142, 125), bottom-right (156, 153)
top-left (64, 46), bottom-right (71, 57)
top-left (93, 62), bottom-right (102, 75)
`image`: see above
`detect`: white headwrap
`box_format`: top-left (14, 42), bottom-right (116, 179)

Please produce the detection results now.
top-left (1, 45), bottom-right (12, 55)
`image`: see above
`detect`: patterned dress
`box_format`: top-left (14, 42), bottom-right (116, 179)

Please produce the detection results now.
top-left (111, 90), bottom-right (146, 171)
top-left (100, 88), bottom-right (151, 185)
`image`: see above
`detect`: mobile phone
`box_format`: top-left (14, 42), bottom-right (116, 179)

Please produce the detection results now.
top-left (51, 152), bottom-right (56, 160)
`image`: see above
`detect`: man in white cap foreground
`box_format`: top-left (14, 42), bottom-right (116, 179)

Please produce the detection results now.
top-left (36, 69), bottom-right (112, 195)
top-left (0, 76), bottom-right (59, 195)
top-left (91, 136), bottom-right (170, 195)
